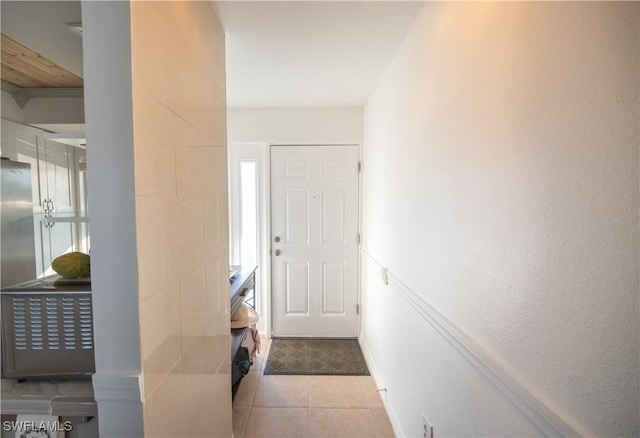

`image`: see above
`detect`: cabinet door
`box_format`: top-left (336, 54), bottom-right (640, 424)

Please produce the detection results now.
top-left (43, 140), bottom-right (75, 213)
top-left (47, 214), bottom-right (75, 273)
top-left (13, 123), bottom-right (43, 212)
top-left (33, 214), bottom-right (48, 278)
top-left (4, 121), bottom-right (77, 215)
top-left (34, 213), bottom-right (75, 278)
top-left (1, 119), bottom-right (18, 160)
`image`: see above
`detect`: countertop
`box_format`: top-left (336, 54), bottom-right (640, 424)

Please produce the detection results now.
top-left (1, 275), bottom-right (91, 292)
top-left (0, 378), bottom-right (96, 416)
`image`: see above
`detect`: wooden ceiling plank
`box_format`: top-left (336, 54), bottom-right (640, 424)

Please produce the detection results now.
top-left (1, 65), bottom-right (52, 88)
top-left (1, 44), bottom-right (83, 87)
top-left (2, 43), bottom-right (65, 72)
top-left (1, 52), bottom-right (74, 81)
top-left (1, 33), bottom-right (83, 88)
top-left (1, 64), bottom-right (81, 88)
top-left (2, 56), bottom-right (83, 87)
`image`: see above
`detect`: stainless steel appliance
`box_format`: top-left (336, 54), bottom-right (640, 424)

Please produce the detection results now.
top-left (1, 275), bottom-right (95, 379)
top-left (1, 158), bottom-right (36, 288)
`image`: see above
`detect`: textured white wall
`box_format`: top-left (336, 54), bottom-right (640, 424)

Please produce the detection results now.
top-left (227, 107), bottom-right (363, 144)
top-left (361, 2), bottom-right (639, 437)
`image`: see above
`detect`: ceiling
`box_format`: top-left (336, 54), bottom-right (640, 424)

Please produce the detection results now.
top-left (216, 1), bottom-right (424, 108)
top-left (0, 1), bottom-right (83, 77)
top-left (0, 1), bottom-right (423, 109)
top-left (1, 33), bottom-right (83, 88)
top-left (0, 0), bottom-right (84, 112)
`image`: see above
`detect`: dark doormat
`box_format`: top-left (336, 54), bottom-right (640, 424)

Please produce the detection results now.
top-left (264, 338), bottom-right (370, 376)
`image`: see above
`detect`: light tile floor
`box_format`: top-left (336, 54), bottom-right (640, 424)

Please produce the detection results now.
top-left (233, 337), bottom-right (396, 438)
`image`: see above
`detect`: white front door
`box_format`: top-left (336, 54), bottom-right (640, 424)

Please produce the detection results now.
top-left (271, 145), bottom-right (359, 337)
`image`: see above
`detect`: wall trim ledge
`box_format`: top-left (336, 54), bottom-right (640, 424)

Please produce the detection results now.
top-left (92, 372), bottom-right (142, 403)
top-left (361, 249), bottom-right (583, 437)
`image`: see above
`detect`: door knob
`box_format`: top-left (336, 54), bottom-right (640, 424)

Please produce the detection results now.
top-left (274, 249), bottom-right (281, 256)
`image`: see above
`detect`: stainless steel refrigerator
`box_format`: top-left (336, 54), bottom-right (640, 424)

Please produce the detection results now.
top-left (1, 158), bottom-right (36, 288)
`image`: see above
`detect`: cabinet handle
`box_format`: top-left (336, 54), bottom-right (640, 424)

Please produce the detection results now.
top-left (43, 199), bottom-right (49, 213)
top-left (48, 200), bottom-right (54, 212)
top-left (43, 214), bottom-right (55, 228)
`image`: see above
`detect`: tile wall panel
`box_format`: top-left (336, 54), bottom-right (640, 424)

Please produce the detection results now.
top-left (130, 1), bottom-right (230, 436)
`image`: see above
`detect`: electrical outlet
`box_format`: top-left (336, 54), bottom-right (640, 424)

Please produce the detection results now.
top-left (422, 414), bottom-right (433, 438)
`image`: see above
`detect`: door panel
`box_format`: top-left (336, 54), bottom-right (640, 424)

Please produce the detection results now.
top-left (285, 159), bottom-right (309, 177)
top-left (285, 262), bottom-right (310, 314)
top-left (322, 263), bottom-right (345, 314)
top-left (285, 190), bottom-right (309, 242)
top-left (322, 191), bottom-right (346, 243)
top-left (271, 145), bottom-right (359, 337)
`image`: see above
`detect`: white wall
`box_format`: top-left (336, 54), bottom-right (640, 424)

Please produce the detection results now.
top-left (1, 91), bottom-right (84, 126)
top-left (227, 107), bottom-right (363, 144)
top-left (361, 2), bottom-right (639, 437)
top-left (1, 91), bottom-right (25, 122)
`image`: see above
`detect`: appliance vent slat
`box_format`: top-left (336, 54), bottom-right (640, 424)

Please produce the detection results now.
top-left (8, 295), bottom-right (95, 352)
top-left (13, 299), bottom-right (28, 349)
top-left (45, 297), bottom-right (60, 349)
top-left (3, 290), bottom-right (95, 377)
top-left (27, 297), bottom-right (45, 349)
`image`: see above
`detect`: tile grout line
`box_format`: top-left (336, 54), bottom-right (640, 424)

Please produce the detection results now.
top-left (368, 408), bottom-right (378, 438)
top-left (241, 406), bottom-right (250, 438)
top-left (246, 348), bottom-right (391, 437)
top-left (308, 374), bottom-right (311, 437)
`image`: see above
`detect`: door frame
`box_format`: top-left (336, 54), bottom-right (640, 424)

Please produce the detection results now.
top-left (229, 141), bottom-right (363, 338)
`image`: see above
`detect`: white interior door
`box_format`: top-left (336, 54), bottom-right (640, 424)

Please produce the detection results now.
top-left (271, 145), bottom-right (359, 337)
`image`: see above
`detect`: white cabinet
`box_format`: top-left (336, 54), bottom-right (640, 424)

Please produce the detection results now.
top-left (1, 119), bottom-right (87, 278)
top-left (40, 139), bottom-right (75, 214)
top-left (1, 119), bottom-right (41, 209)
top-left (1, 119), bottom-right (75, 214)
top-left (0, 119), bottom-right (18, 159)
top-left (34, 213), bottom-right (76, 277)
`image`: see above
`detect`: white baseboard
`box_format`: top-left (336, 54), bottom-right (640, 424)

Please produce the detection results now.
top-left (358, 335), bottom-right (406, 438)
top-left (92, 372), bottom-right (142, 403)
